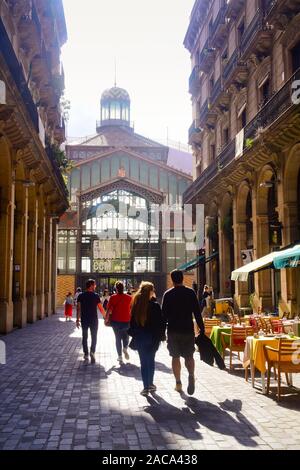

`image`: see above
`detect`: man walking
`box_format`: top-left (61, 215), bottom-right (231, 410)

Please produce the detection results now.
top-left (76, 279), bottom-right (105, 363)
top-left (162, 270), bottom-right (205, 395)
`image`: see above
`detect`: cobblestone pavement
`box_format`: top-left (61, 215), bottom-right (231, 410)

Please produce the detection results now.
top-left (0, 310), bottom-right (300, 451)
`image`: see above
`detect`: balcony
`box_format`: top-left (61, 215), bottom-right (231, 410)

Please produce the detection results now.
top-left (199, 39), bottom-right (216, 73)
top-left (189, 65), bottom-right (200, 95)
top-left (224, 0), bottom-right (245, 20)
top-left (240, 10), bottom-right (273, 60)
top-left (188, 120), bottom-right (203, 144)
top-left (0, 17), bottom-right (39, 132)
top-left (199, 99), bottom-right (217, 127)
top-left (265, 0), bottom-right (300, 28)
top-left (210, 6), bottom-right (229, 48)
top-left (210, 78), bottom-right (221, 107)
top-left (222, 50), bottom-right (248, 88)
top-left (183, 68), bottom-right (300, 203)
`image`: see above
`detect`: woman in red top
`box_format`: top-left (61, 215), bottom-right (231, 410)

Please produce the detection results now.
top-left (106, 281), bottom-right (132, 364)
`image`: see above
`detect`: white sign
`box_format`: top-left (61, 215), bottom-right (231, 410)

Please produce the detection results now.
top-left (235, 128), bottom-right (244, 160)
top-left (0, 80), bottom-right (6, 104)
top-left (241, 249), bottom-right (253, 265)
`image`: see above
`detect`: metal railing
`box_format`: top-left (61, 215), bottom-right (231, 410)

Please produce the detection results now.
top-left (240, 10), bottom-right (264, 57)
top-left (183, 68), bottom-right (300, 203)
top-left (222, 50), bottom-right (239, 81)
top-left (189, 65), bottom-right (200, 93)
top-left (210, 77), bottom-right (221, 106)
top-left (210, 6), bottom-right (227, 38)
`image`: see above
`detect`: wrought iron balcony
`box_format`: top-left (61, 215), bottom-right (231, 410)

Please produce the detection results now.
top-left (188, 120), bottom-right (203, 144)
top-left (199, 39), bottom-right (216, 73)
top-left (0, 17), bottom-right (39, 132)
top-left (222, 49), bottom-right (248, 87)
top-left (225, 0), bottom-right (246, 19)
top-left (189, 65), bottom-right (200, 94)
top-left (240, 10), bottom-right (273, 59)
top-left (183, 68), bottom-right (300, 203)
top-left (210, 78), bottom-right (222, 107)
top-left (210, 6), bottom-right (228, 48)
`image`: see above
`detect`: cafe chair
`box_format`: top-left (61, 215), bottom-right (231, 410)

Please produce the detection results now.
top-left (204, 318), bottom-right (221, 337)
top-left (264, 338), bottom-right (300, 401)
top-left (221, 326), bottom-right (254, 371)
top-left (270, 319), bottom-right (284, 334)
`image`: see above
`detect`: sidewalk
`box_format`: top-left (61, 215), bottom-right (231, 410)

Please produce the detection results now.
top-left (0, 310), bottom-right (300, 450)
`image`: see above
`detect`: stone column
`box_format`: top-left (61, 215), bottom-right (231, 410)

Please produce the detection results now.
top-left (51, 220), bottom-right (58, 315)
top-left (27, 195), bottom-right (38, 323)
top-left (13, 183), bottom-right (29, 328)
top-left (218, 212), bottom-right (232, 298)
top-left (233, 221), bottom-right (249, 307)
top-left (0, 176), bottom-right (15, 334)
top-left (254, 214), bottom-right (273, 309)
top-left (36, 206), bottom-right (46, 319)
top-left (44, 216), bottom-right (53, 316)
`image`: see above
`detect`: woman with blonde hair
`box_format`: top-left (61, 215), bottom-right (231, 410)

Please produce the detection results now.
top-left (129, 282), bottom-right (166, 396)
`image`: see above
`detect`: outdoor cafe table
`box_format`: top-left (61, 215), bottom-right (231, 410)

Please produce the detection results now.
top-left (210, 326), bottom-right (231, 354)
top-left (243, 335), bottom-right (300, 393)
top-left (283, 320), bottom-right (300, 337)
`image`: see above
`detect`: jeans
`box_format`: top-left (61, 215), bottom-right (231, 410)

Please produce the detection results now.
top-left (82, 321), bottom-right (98, 355)
top-left (136, 331), bottom-right (158, 389)
top-left (111, 321), bottom-right (130, 356)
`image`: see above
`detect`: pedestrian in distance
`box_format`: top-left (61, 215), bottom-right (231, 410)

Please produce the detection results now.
top-left (76, 279), bottom-right (105, 364)
top-left (102, 289), bottom-right (110, 312)
top-left (162, 270), bottom-right (205, 395)
top-left (106, 281), bottom-right (132, 364)
top-left (73, 287), bottom-right (82, 307)
top-left (64, 292), bottom-right (73, 321)
top-left (129, 282), bottom-right (166, 396)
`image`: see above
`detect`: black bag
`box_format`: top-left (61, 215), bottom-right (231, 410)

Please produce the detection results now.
top-left (129, 337), bottom-right (137, 351)
top-left (195, 334), bottom-right (226, 370)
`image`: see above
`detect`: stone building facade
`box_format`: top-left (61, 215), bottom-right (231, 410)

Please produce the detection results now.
top-left (0, 0), bottom-right (69, 333)
top-left (184, 0), bottom-right (300, 315)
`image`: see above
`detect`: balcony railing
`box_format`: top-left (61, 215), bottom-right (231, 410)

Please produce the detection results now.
top-left (240, 10), bottom-right (264, 57)
top-left (183, 68), bottom-right (300, 203)
top-left (199, 99), bottom-right (209, 123)
top-left (188, 120), bottom-right (202, 142)
top-left (0, 17), bottom-right (39, 132)
top-left (211, 6), bottom-right (226, 38)
top-left (222, 50), bottom-right (238, 81)
top-left (189, 65), bottom-right (200, 94)
top-left (210, 78), bottom-right (222, 106)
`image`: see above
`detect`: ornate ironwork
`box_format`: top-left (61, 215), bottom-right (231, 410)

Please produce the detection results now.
top-left (80, 179), bottom-right (164, 205)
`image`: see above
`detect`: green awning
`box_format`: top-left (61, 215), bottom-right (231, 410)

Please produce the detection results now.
top-left (273, 244), bottom-right (300, 269)
top-left (205, 252), bottom-right (219, 263)
top-left (178, 255), bottom-right (205, 272)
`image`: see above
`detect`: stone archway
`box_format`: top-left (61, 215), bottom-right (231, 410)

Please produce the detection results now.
top-left (255, 164), bottom-right (279, 310)
top-left (234, 181), bottom-right (253, 307)
top-left (0, 137), bottom-right (14, 333)
top-left (280, 144), bottom-right (300, 315)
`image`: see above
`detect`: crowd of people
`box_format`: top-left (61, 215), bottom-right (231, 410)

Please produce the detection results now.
top-left (63, 271), bottom-right (211, 397)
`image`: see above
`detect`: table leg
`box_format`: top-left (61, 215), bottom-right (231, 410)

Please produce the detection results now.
top-left (250, 360), bottom-right (255, 388)
top-left (261, 372), bottom-right (266, 394)
top-left (288, 373), bottom-right (293, 387)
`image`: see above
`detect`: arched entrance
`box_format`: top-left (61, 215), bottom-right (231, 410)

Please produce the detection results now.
top-left (256, 165), bottom-right (280, 310)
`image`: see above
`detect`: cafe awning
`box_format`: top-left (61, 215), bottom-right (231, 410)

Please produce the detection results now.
top-left (231, 252), bottom-right (276, 282)
top-left (273, 244), bottom-right (300, 269)
top-left (178, 252), bottom-right (219, 272)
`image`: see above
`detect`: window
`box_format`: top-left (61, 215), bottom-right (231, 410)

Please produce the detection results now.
top-left (291, 41), bottom-right (300, 74)
top-left (209, 75), bottom-right (215, 96)
top-left (58, 230), bottom-right (77, 273)
top-left (238, 19), bottom-right (245, 46)
top-left (210, 144), bottom-right (216, 161)
top-left (223, 127), bottom-right (229, 146)
top-left (239, 107), bottom-right (247, 130)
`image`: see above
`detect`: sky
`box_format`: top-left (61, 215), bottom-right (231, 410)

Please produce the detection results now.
top-left (61, 0), bottom-right (195, 147)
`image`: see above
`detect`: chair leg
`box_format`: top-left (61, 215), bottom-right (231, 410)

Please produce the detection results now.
top-left (230, 350), bottom-right (233, 370)
top-left (285, 373), bottom-right (290, 386)
top-left (266, 366), bottom-right (271, 395)
top-left (274, 367), bottom-right (277, 380)
top-left (277, 371), bottom-right (281, 401)
top-left (245, 366), bottom-right (248, 382)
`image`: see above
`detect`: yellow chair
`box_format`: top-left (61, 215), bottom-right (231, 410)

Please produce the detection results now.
top-left (264, 338), bottom-right (300, 401)
top-left (204, 318), bottom-right (221, 337)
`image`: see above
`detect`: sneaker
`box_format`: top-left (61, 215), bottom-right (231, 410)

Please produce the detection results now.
top-left (140, 388), bottom-right (149, 396)
top-left (148, 384), bottom-right (157, 392)
top-left (90, 352), bottom-right (96, 364)
top-left (187, 375), bottom-right (195, 395)
top-left (123, 348), bottom-right (130, 360)
top-left (83, 354), bottom-right (89, 362)
top-left (117, 355), bottom-right (124, 364)
top-left (175, 381), bottom-right (182, 392)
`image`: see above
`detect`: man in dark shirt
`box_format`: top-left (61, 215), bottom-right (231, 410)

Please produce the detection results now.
top-left (76, 279), bottom-right (105, 363)
top-left (162, 270), bottom-right (204, 395)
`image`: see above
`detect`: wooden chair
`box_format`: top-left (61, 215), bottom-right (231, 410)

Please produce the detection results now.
top-left (221, 326), bottom-right (254, 370)
top-left (204, 318), bottom-right (221, 337)
top-left (227, 308), bottom-right (240, 325)
top-left (264, 338), bottom-right (300, 401)
top-left (270, 319), bottom-right (284, 334)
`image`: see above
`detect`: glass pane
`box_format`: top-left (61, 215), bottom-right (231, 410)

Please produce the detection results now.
top-left (82, 165), bottom-right (90, 190)
top-left (149, 167), bottom-right (158, 189)
top-left (91, 161), bottom-right (100, 187)
top-left (101, 159), bottom-right (110, 182)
